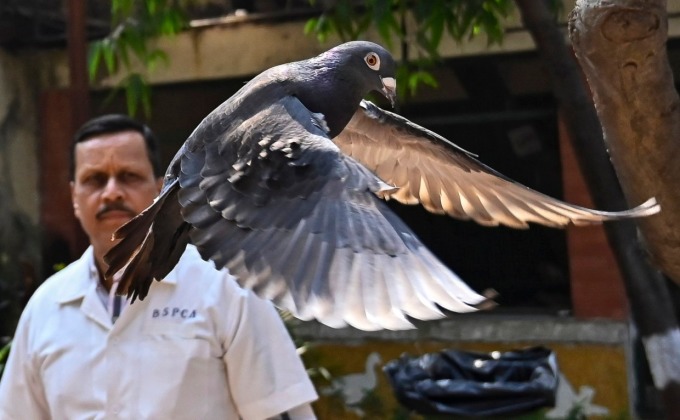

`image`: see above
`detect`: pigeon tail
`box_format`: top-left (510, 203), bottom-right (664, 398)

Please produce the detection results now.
top-left (104, 180), bottom-right (191, 302)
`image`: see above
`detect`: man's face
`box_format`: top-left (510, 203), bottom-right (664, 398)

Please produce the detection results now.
top-left (71, 130), bottom-right (162, 263)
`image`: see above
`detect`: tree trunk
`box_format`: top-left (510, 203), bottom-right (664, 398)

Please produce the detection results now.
top-left (514, 0), bottom-right (680, 414)
top-left (570, 0), bottom-right (680, 285)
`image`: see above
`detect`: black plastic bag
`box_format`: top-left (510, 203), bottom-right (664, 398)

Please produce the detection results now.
top-left (383, 346), bottom-right (559, 417)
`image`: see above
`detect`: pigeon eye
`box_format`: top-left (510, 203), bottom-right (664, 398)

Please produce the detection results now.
top-left (364, 53), bottom-right (380, 70)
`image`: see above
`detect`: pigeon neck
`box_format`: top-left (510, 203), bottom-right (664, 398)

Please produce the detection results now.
top-left (298, 66), bottom-right (366, 138)
top-left (320, 92), bottom-right (363, 138)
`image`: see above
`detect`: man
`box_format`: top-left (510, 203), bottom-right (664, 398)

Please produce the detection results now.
top-left (0, 115), bottom-right (318, 419)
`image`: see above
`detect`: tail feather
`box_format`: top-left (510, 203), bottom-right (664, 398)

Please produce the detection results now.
top-left (104, 180), bottom-right (190, 302)
top-left (117, 232), bottom-right (155, 302)
top-left (104, 204), bottom-right (162, 280)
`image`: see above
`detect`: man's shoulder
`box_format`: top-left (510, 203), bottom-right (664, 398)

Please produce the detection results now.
top-left (28, 254), bottom-right (89, 305)
top-left (167, 245), bottom-right (244, 294)
top-left (173, 245), bottom-right (232, 281)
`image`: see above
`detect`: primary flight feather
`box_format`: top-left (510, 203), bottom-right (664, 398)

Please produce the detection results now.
top-left (105, 41), bottom-right (659, 331)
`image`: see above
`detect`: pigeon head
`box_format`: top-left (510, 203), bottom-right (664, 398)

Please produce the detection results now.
top-left (326, 41), bottom-right (397, 106)
top-left (296, 41), bottom-right (397, 137)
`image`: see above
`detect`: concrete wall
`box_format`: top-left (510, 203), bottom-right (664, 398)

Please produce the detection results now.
top-left (0, 48), bottom-right (42, 336)
top-left (296, 317), bottom-right (634, 418)
top-left (0, 49), bottom-right (39, 223)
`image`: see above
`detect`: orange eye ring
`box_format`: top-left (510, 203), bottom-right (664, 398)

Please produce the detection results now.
top-left (364, 53), bottom-right (380, 70)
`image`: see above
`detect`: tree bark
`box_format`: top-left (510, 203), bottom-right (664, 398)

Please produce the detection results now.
top-left (570, 0), bottom-right (680, 285)
top-left (514, 0), bottom-right (680, 414)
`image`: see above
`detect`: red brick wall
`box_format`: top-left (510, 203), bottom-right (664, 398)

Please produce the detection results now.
top-left (558, 114), bottom-right (628, 319)
top-left (39, 89), bottom-right (88, 270)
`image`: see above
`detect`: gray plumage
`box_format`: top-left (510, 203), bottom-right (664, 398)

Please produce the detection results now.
top-left (105, 41), bottom-right (659, 331)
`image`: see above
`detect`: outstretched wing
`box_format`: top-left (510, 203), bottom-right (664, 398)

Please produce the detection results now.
top-left (177, 95), bottom-right (491, 330)
top-left (334, 100), bottom-right (660, 228)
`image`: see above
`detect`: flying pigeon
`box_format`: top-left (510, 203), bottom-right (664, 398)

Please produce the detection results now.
top-left (105, 41), bottom-right (660, 331)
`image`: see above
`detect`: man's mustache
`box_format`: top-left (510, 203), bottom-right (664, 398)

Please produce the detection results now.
top-left (96, 202), bottom-right (136, 220)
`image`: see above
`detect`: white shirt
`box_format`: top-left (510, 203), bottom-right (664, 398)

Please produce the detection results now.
top-left (0, 245), bottom-right (317, 419)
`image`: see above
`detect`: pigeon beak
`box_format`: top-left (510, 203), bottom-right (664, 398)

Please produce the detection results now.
top-left (380, 77), bottom-right (397, 108)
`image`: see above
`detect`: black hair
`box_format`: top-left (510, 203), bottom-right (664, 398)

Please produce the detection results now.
top-left (69, 114), bottom-right (163, 180)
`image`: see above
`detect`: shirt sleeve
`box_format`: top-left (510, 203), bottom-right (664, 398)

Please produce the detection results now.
top-left (219, 280), bottom-right (318, 420)
top-left (0, 304), bottom-right (50, 419)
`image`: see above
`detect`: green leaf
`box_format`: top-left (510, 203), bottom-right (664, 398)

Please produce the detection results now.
top-left (413, 70), bottom-right (438, 88)
top-left (160, 9), bottom-right (185, 35)
top-left (101, 83), bottom-right (125, 111)
top-left (373, 0), bottom-right (399, 48)
top-left (395, 64), bottom-right (411, 98)
top-left (122, 73), bottom-right (153, 117)
top-left (103, 40), bottom-right (117, 74)
top-left (428, 8), bottom-right (445, 52)
top-left (0, 341), bottom-right (10, 363)
top-left (304, 17), bottom-right (319, 35)
top-left (0, 340), bottom-right (11, 377)
top-left (147, 0), bottom-right (157, 15)
top-left (315, 15), bottom-right (331, 42)
top-left (172, 9), bottom-right (189, 31)
top-left (113, 0), bottom-right (135, 18)
top-left (87, 42), bottom-right (103, 81)
top-left (147, 49), bottom-right (169, 72)
top-left (140, 79), bottom-right (152, 117)
top-left (125, 29), bottom-right (147, 57)
top-left (124, 73), bottom-right (148, 117)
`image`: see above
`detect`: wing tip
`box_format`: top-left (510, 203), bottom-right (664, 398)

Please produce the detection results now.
top-left (584, 196), bottom-right (661, 224)
top-left (474, 288), bottom-right (499, 311)
top-left (635, 197), bottom-right (661, 217)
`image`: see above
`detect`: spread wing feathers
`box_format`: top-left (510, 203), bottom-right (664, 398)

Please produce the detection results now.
top-left (104, 180), bottom-right (192, 302)
top-left (334, 100), bottom-right (660, 228)
top-left (184, 182), bottom-right (488, 331)
top-left (175, 96), bottom-right (490, 330)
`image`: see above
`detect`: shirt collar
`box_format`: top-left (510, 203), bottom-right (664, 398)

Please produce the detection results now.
top-left (55, 246), bottom-right (179, 305)
top-left (55, 246), bottom-right (97, 304)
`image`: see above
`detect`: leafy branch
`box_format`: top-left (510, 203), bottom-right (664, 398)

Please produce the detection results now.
top-left (88, 0), bottom-right (188, 116)
top-left (89, 0), bottom-right (562, 114)
top-left (305, 0), bottom-right (561, 98)
top-left (0, 341), bottom-right (9, 379)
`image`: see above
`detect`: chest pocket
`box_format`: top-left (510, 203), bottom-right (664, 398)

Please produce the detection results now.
top-left (129, 321), bottom-right (230, 418)
top-left (140, 320), bottom-right (220, 358)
